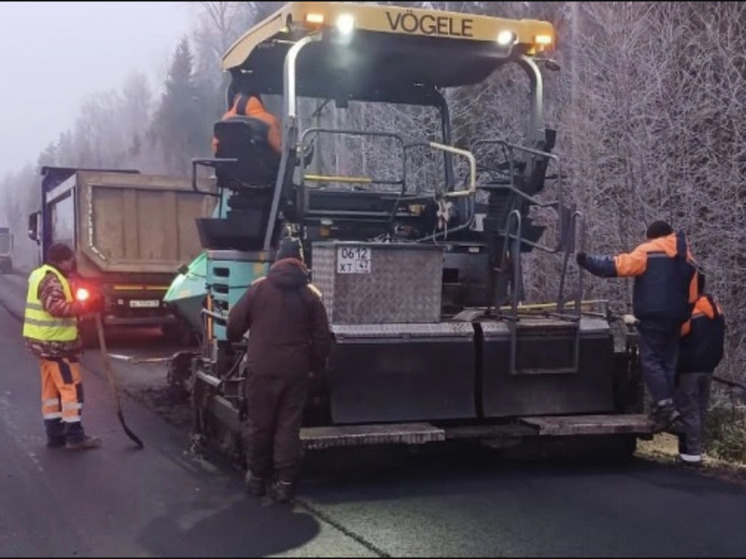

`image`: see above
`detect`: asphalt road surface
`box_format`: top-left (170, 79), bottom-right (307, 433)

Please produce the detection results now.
top-left (2, 272), bottom-right (746, 558)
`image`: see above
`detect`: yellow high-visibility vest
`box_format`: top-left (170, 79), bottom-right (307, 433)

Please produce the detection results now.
top-left (23, 265), bottom-right (78, 342)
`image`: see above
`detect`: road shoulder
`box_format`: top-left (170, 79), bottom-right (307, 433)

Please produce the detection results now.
top-left (637, 433), bottom-right (746, 488)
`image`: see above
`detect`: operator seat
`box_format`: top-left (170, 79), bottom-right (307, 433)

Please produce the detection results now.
top-left (196, 116), bottom-right (282, 251)
top-left (213, 116), bottom-right (280, 191)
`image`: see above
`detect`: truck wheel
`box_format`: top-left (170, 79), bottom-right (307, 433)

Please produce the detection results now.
top-left (162, 322), bottom-right (191, 346)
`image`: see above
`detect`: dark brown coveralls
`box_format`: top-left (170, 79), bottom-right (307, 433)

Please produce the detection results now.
top-left (227, 255), bottom-right (331, 486)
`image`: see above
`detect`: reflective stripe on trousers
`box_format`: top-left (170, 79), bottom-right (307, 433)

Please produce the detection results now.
top-left (40, 357), bottom-right (84, 424)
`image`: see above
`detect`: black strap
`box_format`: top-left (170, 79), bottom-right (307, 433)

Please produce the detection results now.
top-left (236, 94), bottom-right (249, 116)
top-left (675, 231), bottom-right (687, 259)
top-left (705, 294), bottom-right (720, 319)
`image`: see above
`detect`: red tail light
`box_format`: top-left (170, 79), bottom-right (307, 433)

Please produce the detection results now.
top-left (75, 287), bottom-right (90, 302)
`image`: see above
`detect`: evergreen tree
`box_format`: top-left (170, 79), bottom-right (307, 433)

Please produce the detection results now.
top-left (153, 37), bottom-right (212, 175)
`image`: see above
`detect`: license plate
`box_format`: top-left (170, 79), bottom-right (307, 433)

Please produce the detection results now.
top-left (129, 299), bottom-right (160, 308)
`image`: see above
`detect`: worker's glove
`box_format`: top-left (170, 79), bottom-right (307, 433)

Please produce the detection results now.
top-left (576, 252), bottom-right (587, 267)
top-left (622, 314), bottom-right (639, 326)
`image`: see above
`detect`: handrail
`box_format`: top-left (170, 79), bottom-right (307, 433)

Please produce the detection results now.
top-left (403, 141), bottom-right (477, 198)
top-left (502, 209), bottom-right (522, 374)
top-left (304, 174), bottom-right (373, 184)
top-left (472, 140), bottom-right (561, 207)
top-left (190, 157), bottom-right (234, 198)
top-left (429, 142), bottom-right (477, 198)
top-left (473, 139), bottom-right (567, 256)
top-left (493, 209), bottom-right (523, 322)
top-left (498, 299), bottom-right (606, 312)
top-left (576, 211), bottom-right (587, 320)
top-left (509, 210), bottom-right (522, 323)
top-left (556, 210), bottom-right (584, 316)
top-left (472, 139), bottom-right (561, 191)
top-left (395, 141), bottom-right (479, 242)
top-left (201, 308), bottom-right (227, 324)
top-left (495, 207), bottom-right (584, 376)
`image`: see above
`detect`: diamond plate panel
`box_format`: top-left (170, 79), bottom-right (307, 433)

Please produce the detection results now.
top-left (311, 244), bottom-right (337, 320)
top-left (312, 242), bottom-right (443, 324)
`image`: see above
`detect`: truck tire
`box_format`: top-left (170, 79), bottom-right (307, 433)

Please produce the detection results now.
top-left (162, 322), bottom-right (191, 346)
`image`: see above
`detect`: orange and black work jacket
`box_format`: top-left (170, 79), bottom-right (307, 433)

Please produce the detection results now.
top-left (210, 95), bottom-right (282, 155)
top-left (582, 231), bottom-right (698, 325)
top-left (678, 294), bottom-right (725, 374)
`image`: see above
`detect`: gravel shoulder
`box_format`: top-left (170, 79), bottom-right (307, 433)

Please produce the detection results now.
top-left (637, 433), bottom-right (746, 489)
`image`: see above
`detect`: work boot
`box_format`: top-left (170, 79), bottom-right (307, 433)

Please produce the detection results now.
top-left (650, 401), bottom-right (681, 434)
top-left (65, 435), bottom-right (102, 451)
top-left (270, 481), bottom-right (296, 504)
top-left (244, 472), bottom-right (266, 497)
top-left (46, 436), bottom-right (66, 448)
top-left (45, 419), bottom-right (65, 446)
top-left (678, 454), bottom-right (703, 469)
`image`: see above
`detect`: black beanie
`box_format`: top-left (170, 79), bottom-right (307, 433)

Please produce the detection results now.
top-left (646, 220), bottom-right (673, 239)
top-left (275, 237), bottom-right (303, 262)
top-left (48, 243), bottom-right (75, 264)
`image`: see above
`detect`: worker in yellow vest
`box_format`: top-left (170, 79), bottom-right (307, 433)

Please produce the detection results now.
top-left (23, 243), bottom-right (104, 450)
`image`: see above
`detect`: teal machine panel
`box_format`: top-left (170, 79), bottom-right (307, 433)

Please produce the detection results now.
top-left (206, 250), bottom-right (271, 341)
top-left (163, 190), bottom-right (235, 331)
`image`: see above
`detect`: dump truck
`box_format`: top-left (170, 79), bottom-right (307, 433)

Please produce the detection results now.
top-left (166, 1), bottom-right (652, 468)
top-left (28, 166), bottom-right (215, 345)
top-left (0, 226), bottom-right (12, 274)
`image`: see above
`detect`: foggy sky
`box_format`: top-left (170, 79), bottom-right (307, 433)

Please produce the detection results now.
top-left (0, 2), bottom-right (194, 176)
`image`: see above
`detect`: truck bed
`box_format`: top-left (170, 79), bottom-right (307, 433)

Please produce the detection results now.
top-left (74, 171), bottom-right (215, 275)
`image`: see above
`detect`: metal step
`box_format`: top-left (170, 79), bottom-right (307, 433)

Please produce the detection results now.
top-left (300, 415), bottom-right (652, 451)
top-left (519, 414), bottom-right (653, 436)
top-left (300, 423), bottom-right (446, 450)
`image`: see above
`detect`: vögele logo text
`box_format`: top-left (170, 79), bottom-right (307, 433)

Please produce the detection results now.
top-left (385, 11), bottom-right (474, 38)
